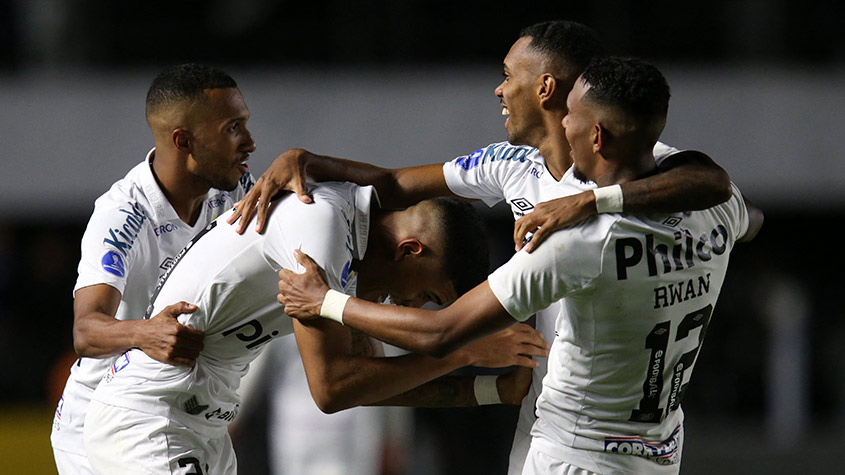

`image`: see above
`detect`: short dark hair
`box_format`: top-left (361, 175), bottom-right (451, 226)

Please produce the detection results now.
top-left (431, 198), bottom-right (490, 296)
top-left (145, 63), bottom-right (238, 122)
top-left (581, 56), bottom-right (670, 124)
top-left (519, 21), bottom-right (605, 79)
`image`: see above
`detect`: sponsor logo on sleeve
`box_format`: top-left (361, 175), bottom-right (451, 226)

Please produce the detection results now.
top-left (101, 250), bottom-right (126, 277)
top-left (102, 201), bottom-right (148, 257)
top-left (340, 260), bottom-right (352, 288)
top-left (455, 149), bottom-right (485, 170)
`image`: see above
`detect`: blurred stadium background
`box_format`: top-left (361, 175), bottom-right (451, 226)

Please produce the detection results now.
top-left (0, 1), bottom-right (843, 473)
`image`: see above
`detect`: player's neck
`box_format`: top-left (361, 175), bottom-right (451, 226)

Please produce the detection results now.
top-left (354, 209), bottom-right (407, 295)
top-left (591, 152), bottom-right (658, 187)
top-left (151, 153), bottom-right (211, 226)
top-left (535, 125), bottom-right (572, 181)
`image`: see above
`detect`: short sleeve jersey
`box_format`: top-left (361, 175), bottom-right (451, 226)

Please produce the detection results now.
top-left (52, 149), bottom-right (253, 452)
top-left (90, 182), bottom-right (376, 439)
top-left (441, 141), bottom-right (680, 474)
top-left (487, 183), bottom-right (750, 473)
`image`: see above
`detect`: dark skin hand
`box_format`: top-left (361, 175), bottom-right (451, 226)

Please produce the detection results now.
top-left (73, 284), bottom-right (204, 367)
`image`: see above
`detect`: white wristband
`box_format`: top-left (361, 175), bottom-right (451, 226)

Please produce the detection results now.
top-left (593, 184), bottom-right (624, 213)
top-left (320, 289), bottom-right (350, 324)
top-left (473, 375), bottom-right (502, 405)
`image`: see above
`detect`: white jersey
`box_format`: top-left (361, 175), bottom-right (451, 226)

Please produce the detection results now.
top-left (90, 182), bottom-right (376, 439)
top-left (442, 140), bottom-right (679, 473)
top-left (51, 149), bottom-right (253, 455)
top-left (487, 182), bottom-right (750, 473)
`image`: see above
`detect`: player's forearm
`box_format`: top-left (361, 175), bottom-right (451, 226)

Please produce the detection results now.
top-left (301, 150), bottom-right (450, 208)
top-left (339, 283), bottom-right (513, 358)
top-left (369, 374), bottom-right (477, 407)
top-left (622, 150), bottom-right (732, 212)
top-left (306, 351), bottom-right (473, 413)
top-left (72, 313), bottom-right (145, 358)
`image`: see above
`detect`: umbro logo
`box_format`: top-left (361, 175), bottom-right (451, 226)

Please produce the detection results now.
top-left (160, 257), bottom-right (176, 271)
top-left (511, 198), bottom-right (534, 212)
top-left (662, 216), bottom-right (683, 227)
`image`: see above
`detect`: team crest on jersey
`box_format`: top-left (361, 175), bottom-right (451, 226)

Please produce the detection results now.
top-left (110, 353), bottom-right (131, 374)
top-left (102, 250), bottom-right (126, 277)
top-left (55, 396), bottom-right (64, 420)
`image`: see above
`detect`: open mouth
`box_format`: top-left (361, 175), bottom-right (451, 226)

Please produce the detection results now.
top-left (501, 107), bottom-right (510, 116)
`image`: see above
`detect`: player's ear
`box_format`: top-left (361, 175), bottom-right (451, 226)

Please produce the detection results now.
top-left (592, 123), bottom-right (602, 153)
top-left (538, 74), bottom-right (556, 105)
top-left (172, 129), bottom-right (192, 153)
top-left (395, 238), bottom-right (423, 260)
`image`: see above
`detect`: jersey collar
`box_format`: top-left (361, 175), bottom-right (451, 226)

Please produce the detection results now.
top-left (138, 148), bottom-right (182, 224)
top-left (351, 185), bottom-right (380, 261)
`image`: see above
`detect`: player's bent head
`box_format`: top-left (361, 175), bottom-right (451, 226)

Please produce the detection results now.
top-left (520, 20), bottom-right (605, 89)
top-left (145, 63), bottom-right (238, 128)
top-left (580, 56), bottom-right (670, 151)
top-left (423, 198), bottom-right (490, 296)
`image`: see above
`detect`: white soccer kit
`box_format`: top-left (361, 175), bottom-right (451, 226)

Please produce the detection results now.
top-left (84, 182), bottom-right (376, 474)
top-left (441, 140), bottom-right (679, 473)
top-left (487, 183), bottom-right (750, 474)
top-left (51, 149), bottom-right (253, 471)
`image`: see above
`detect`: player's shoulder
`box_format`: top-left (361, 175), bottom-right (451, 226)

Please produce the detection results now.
top-left (270, 181), bottom-right (358, 230)
top-left (451, 141), bottom-right (541, 171)
top-left (89, 164), bottom-right (155, 224)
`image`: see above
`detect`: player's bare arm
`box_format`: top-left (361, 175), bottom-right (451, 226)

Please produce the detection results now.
top-left (229, 148), bottom-right (454, 233)
top-left (291, 310), bottom-right (543, 413)
top-left (514, 150), bottom-right (733, 252)
top-left (374, 365), bottom-right (533, 407)
top-left (279, 250), bottom-right (515, 358)
top-left (72, 284), bottom-right (204, 367)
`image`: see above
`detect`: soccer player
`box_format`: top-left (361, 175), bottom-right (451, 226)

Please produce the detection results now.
top-left (50, 63), bottom-right (257, 474)
top-left (82, 184), bottom-right (548, 474)
top-left (229, 20), bottom-right (737, 473)
top-left (277, 56), bottom-right (763, 474)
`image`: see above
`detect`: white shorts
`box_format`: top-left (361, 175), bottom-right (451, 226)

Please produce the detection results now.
top-left (522, 445), bottom-right (599, 475)
top-left (53, 446), bottom-right (95, 475)
top-left (84, 400), bottom-right (236, 475)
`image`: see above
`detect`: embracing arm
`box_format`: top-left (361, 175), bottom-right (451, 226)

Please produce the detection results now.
top-left (514, 150), bottom-right (732, 252)
top-left (72, 284), bottom-right (204, 366)
top-left (230, 148), bottom-right (455, 233)
top-left (292, 313), bottom-right (537, 413)
top-left (279, 250), bottom-right (515, 358)
top-left (373, 366), bottom-right (533, 407)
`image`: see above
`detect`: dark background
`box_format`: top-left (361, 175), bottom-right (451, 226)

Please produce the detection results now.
top-left (0, 1), bottom-right (842, 473)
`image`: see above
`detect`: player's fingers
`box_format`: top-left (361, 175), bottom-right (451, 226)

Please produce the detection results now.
top-left (516, 343), bottom-right (549, 358)
top-left (226, 200), bottom-right (243, 225)
top-left (291, 175), bottom-right (313, 204)
top-left (511, 355), bottom-right (539, 369)
top-left (513, 217), bottom-right (539, 252)
top-left (254, 186), bottom-right (277, 234)
top-left (160, 302), bottom-right (197, 319)
top-left (166, 356), bottom-right (197, 368)
top-left (523, 226), bottom-right (549, 253)
top-left (175, 324), bottom-right (205, 341)
top-left (293, 249), bottom-right (318, 271)
top-left (512, 324), bottom-right (549, 350)
top-left (233, 178), bottom-right (263, 233)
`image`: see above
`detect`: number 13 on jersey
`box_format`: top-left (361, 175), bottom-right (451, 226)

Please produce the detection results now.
top-left (629, 304), bottom-right (713, 424)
